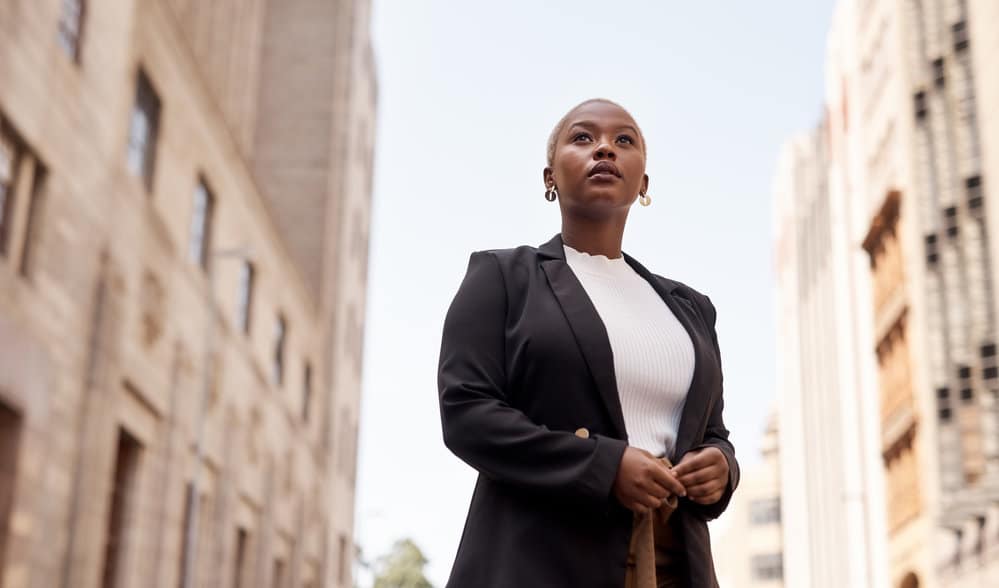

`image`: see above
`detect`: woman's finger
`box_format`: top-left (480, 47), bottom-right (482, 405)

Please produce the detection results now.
top-left (641, 479), bottom-right (669, 500)
top-left (677, 464), bottom-right (720, 487)
top-left (685, 480), bottom-right (724, 498)
top-left (670, 453), bottom-right (705, 478)
top-left (650, 463), bottom-right (687, 497)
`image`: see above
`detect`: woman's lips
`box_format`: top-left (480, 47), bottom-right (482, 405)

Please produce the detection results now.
top-left (588, 171), bottom-right (620, 181)
top-left (588, 161), bottom-right (622, 180)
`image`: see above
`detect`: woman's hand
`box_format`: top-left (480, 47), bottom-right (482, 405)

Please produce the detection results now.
top-left (672, 447), bottom-right (730, 505)
top-left (612, 447), bottom-right (686, 514)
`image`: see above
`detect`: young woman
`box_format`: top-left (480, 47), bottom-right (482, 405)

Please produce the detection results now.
top-left (438, 99), bottom-right (738, 588)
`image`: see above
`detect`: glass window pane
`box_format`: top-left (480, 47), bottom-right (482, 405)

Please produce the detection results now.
top-left (126, 110), bottom-right (148, 176)
top-left (236, 262), bottom-right (253, 333)
top-left (188, 183), bottom-right (208, 264)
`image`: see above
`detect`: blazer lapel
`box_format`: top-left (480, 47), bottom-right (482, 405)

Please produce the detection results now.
top-left (538, 235), bottom-right (629, 440)
top-left (623, 253), bottom-right (713, 461)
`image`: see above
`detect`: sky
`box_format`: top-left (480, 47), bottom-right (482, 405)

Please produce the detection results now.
top-left (355, 2), bottom-right (837, 585)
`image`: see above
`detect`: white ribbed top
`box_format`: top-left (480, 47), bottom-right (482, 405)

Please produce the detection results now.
top-left (563, 244), bottom-right (695, 457)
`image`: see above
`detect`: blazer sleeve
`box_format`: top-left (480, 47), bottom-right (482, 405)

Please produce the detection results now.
top-left (687, 294), bottom-right (740, 521)
top-left (438, 251), bottom-right (628, 505)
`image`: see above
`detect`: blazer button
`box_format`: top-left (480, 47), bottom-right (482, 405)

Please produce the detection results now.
top-left (575, 427), bottom-right (590, 439)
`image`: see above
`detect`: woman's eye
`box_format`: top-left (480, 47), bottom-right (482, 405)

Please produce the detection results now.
top-left (572, 132), bottom-right (592, 142)
top-left (617, 135), bottom-right (635, 144)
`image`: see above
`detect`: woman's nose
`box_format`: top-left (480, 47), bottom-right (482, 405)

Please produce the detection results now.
top-left (594, 142), bottom-right (617, 160)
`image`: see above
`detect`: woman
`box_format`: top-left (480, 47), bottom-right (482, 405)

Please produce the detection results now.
top-left (438, 99), bottom-right (738, 588)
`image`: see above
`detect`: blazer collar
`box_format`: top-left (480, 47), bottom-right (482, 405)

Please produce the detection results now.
top-left (538, 233), bottom-right (709, 459)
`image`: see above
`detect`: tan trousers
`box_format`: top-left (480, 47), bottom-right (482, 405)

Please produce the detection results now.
top-left (624, 459), bottom-right (688, 588)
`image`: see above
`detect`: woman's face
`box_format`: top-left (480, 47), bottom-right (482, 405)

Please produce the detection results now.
top-left (545, 101), bottom-right (648, 217)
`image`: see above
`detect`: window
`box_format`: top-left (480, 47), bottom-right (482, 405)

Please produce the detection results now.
top-left (271, 558), bottom-right (285, 588)
top-left (232, 528), bottom-right (248, 588)
top-left (925, 234), bottom-right (939, 266)
top-left (967, 175), bottom-right (983, 215)
top-left (958, 365), bottom-right (973, 402)
top-left (302, 362), bottom-right (313, 422)
top-left (0, 402), bottom-right (24, 579)
top-left (0, 115), bottom-right (46, 275)
top-left (126, 71), bottom-right (161, 191)
top-left (932, 57), bottom-right (945, 87)
top-left (953, 21), bottom-right (969, 52)
top-left (273, 315), bottom-right (286, 386)
top-left (18, 163), bottom-right (46, 277)
top-left (188, 180), bottom-right (214, 269)
top-left (914, 91), bottom-right (927, 121)
top-left (101, 428), bottom-right (143, 588)
top-left (944, 206), bottom-right (958, 239)
top-left (236, 261), bottom-right (254, 334)
top-left (177, 483), bottom-right (194, 588)
top-left (57, 0), bottom-right (85, 62)
top-left (338, 534), bottom-right (349, 586)
top-left (0, 124), bottom-right (21, 257)
top-left (751, 553), bottom-right (783, 581)
top-left (975, 516), bottom-right (986, 556)
top-left (749, 497), bottom-right (781, 525)
top-left (982, 343), bottom-right (997, 381)
top-left (952, 529), bottom-right (964, 567)
top-left (938, 387), bottom-right (952, 422)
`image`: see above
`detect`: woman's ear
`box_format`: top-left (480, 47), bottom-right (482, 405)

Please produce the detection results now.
top-left (543, 167), bottom-right (555, 188)
top-left (642, 174), bottom-right (650, 195)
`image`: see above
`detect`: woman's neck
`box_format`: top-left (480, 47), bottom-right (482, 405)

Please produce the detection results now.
top-left (560, 218), bottom-right (627, 259)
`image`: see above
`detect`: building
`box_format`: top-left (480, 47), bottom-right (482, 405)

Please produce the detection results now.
top-left (773, 118), bottom-right (888, 588)
top-left (714, 413), bottom-right (784, 588)
top-left (858, 0), bottom-right (998, 585)
top-left (0, 1), bottom-right (376, 587)
top-left (772, 5), bottom-right (891, 584)
top-left (963, 0), bottom-right (999, 580)
top-left (775, 0), bottom-right (999, 586)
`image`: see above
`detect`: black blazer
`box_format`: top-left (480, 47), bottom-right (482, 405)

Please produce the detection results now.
top-left (438, 233), bottom-right (739, 588)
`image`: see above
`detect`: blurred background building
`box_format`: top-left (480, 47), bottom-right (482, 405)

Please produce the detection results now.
top-left (774, 0), bottom-right (999, 586)
top-left (714, 412), bottom-right (784, 588)
top-left (0, 0), bottom-right (375, 587)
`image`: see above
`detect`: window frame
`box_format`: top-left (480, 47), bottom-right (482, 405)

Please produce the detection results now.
top-left (273, 314), bottom-right (287, 387)
top-left (0, 123), bottom-right (23, 257)
top-left (125, 70), bottom-right (162, 192)
top-left (57, 0), bottom-right (86, 63)
top-left (187, 179), bottom-right (215, 271)
top-left (235, 261), bottom-right (255, 335)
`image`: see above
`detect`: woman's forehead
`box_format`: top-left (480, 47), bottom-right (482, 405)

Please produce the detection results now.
top-left (563, 101), bottom-right (638, 131)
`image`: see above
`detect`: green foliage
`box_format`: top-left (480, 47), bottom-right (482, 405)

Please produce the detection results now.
top-left (372, 538), bottom-right (434, 588)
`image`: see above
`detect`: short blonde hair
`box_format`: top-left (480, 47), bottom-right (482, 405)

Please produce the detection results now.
top-left (545, 98), bottom-right (647, 166)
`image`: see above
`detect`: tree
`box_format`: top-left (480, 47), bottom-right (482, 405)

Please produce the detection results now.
top-left (372, 538), bottom-right (434, 588)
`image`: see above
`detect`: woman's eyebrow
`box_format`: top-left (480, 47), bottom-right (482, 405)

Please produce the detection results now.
top-left (567, 120), bottom-right (639, 135)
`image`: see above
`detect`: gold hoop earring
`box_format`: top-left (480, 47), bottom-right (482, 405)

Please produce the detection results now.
top-left (639, 192), bottom-right (652, 207)
top-left (545, 185), bottom-right (558, 202)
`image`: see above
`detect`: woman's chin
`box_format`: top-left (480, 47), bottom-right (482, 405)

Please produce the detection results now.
top-left (565, 189), bottom-right (632, 211)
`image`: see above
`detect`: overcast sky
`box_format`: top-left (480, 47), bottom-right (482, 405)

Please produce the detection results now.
top-left (355, 2), bottom-right (837, 585)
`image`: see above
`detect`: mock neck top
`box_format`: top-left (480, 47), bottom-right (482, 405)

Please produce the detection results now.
top-left (563, 244), bottom-right (695, 457)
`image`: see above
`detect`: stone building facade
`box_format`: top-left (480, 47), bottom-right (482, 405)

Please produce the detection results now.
top-left (775, 0), bottom-right (999, 586)
top-left (0, 1), bottom-right (376, 587)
